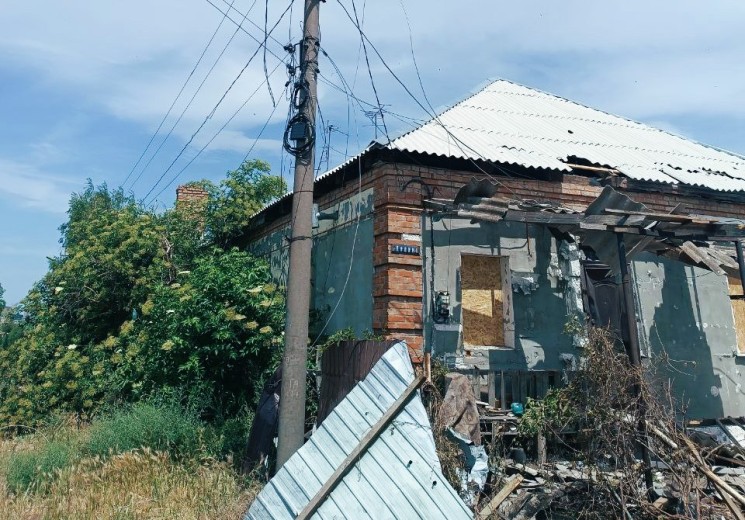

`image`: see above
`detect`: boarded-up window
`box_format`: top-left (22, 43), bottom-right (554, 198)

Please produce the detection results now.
top-left (461, 255), bottom-right (514, 348)
top-left (728, 275), bottom-right (745, 355)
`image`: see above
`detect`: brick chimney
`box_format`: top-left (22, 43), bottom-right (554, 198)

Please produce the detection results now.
top-left (176, 184), bottom-right (209, 206)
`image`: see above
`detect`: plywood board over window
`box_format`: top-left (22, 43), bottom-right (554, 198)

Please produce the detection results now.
top-left (460, 254), bottom-right (514, 348)
top-left (728, 275), bottom-right (745, 355)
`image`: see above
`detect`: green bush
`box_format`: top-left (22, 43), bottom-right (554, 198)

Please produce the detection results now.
top-left (5, 439), bottom-right (79, 493)
top-left (85, 402), bottom-right (204, 460)
top-left (204, 408), bottom-right (254, 464)
top-left (111, 248), bottom-right (285, 418)
top-left (0, 162), bottom-right (287, 427)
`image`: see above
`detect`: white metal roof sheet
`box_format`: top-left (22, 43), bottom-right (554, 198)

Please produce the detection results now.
top-left (390, 79), bottom-right (745, 191)
top-left (254, 79), bottom-right (745, 218)
top-left (244, 341), bottom-right (472, 520)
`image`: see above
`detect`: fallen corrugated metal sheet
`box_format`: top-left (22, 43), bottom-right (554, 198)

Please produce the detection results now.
top-left (244, 341), bottom-right (472, 520)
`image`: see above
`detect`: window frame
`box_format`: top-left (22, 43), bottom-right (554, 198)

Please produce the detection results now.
top-left (727, 274), bottom-right (745, 356)
top-left (459, 253), bottom-right (515, 349)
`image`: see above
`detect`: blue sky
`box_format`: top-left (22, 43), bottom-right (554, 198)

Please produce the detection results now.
top-left (1, 0), bottom-right (744, 303)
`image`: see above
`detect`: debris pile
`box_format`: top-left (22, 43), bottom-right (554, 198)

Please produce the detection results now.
top-left (245, 332), bottom-right (745, 518)
top-left (459, 328), bottom-right (745, 519)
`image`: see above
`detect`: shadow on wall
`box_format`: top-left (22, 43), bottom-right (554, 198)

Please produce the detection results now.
top-left (427, 217), bottom-right (572, 371)
top-left (643, 258), bottom-right (724, 419)
top-left (486, 225), bottom-right (572, 372)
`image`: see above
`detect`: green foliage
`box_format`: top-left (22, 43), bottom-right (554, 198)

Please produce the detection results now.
top-left (205, 407), bottom-right (254, 463)
top-left (5, 438), bottom-right (80, 494)
top-left (0, 307), bottom-right (24, 350)
top-left (86, 401), bottom-right (205, 460)
top-left (518, 389), bottom-right (574, 437)
top-left (0, 185), bottom-right (169, 423)
top-left (0, 160), bottom-right (286, 426)
top-left (3, 400), bottom-right (249, 494)
top-left (113, 248), bottom-right (285, 415)
top-left (316, 327), bottom-right (384, 355)
top-left (46, 183), bottom-right (168, 343)
top-left (204, 160), bottom-right (286, 247)
top-left (317, 327), bottom-right (356, 351)
top-left (0, 282), bottom-right (5, 310)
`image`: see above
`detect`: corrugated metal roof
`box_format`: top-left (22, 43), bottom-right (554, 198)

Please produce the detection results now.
top-left (254, 79), bottom-right (745, 219)
top-left (244, 341), bottom-right (472, 520)
top-left (390, 79), bottom-right (745, 191)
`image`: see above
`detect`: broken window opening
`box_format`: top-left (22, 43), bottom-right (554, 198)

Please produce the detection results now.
top-left (460, 254), bottom-right (514, 348)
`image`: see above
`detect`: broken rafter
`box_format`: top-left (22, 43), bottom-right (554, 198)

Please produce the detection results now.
top-left (565, 163), bottom-right (621, 174)
top-left (647, 422), bottom-right (745, 511)
top-left (603, 207), bottom-right (721, 225)
top-left (477, 475), bottom-right (524, 519)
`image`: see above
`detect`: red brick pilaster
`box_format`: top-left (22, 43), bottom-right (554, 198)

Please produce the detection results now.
top-left (371, 168), bottom-right (427, 362)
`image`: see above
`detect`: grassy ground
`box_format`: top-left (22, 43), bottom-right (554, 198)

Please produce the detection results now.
top-left (0, 405), bottom-right (260, 519)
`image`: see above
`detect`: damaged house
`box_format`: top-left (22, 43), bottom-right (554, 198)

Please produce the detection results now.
top-left (244, 79), bottom-right (745, 421)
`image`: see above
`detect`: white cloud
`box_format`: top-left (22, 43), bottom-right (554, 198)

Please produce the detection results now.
top-left (203, 130), bottom-right (282, 154)
top-left (0, 159), bottom-right (77, 213)
top-left (1, 0), bottom-right (744, 160)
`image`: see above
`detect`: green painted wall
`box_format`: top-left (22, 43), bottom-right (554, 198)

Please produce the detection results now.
top-left (424, 216), bottom-right (583, 372)
top-left (633, 253), bottom-right (745, 419)
top-left (248, 188), bottom-right (374, 338)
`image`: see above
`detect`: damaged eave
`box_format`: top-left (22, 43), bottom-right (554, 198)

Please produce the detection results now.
top-left (427, 183), bottom-right (745, 275)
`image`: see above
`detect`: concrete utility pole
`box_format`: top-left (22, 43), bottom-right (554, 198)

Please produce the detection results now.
top-left (276, 0), bottom-right (321, 470)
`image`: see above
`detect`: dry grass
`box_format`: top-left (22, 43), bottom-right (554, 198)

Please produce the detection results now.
top-left (421, 368), bottom-right (468, 492)
top-left (0, 438), bottom-right (259, 520)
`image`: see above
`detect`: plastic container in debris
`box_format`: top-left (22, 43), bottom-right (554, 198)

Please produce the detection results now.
top-left (511, 402), bottom-right (525, 416)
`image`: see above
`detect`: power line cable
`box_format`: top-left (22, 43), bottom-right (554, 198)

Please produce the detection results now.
top-left (211, 0), bottom-right (288, 62)
top-left (242, 86), bottom-right (287, 164)
top-left (310, 152), bottom-right (363, 348)
top-left (334, 0), bottom-right (525, 193)
top-left (317, 72), bottom-right (422, 127)
top-left (128, 0), bottom-right (260, 190)
top-left (148, 60), bottom-right (287, 203)
top-left (121, 0), bottom-right (235, 188)
top-left (349, 0), bottom-right (390, 144)
top-left (263, 0), bottom-right (277, 107)
top-left (318, 45), bottom-right (425, 128)
top-left (142, 0), bottom-right (294, 201)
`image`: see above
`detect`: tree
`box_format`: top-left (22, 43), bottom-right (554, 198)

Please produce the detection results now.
top-left (0, 161), bottom-right (287, 425)
top-left (0, 184), bottom-right (169, 423)
top-left (204, 159), bottom-right (286, 247)
top-left (112, 248), bottom-right (284, 416)
top-left (38, 183), bottom-right (168, 344)
top-left (0, 282), bottom-right (5, 310)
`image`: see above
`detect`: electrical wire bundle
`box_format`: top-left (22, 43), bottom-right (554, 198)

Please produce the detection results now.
top-left (283, 78), bottom-right (315, 157)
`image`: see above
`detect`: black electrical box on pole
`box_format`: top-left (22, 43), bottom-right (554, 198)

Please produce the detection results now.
top-left (276, 0), bottom-right (321, 470)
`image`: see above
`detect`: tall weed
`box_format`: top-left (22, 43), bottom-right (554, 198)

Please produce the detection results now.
top-left (85, 401), bottom-right (205, 459)
top-left (5, 439), bottom-right (79, 493)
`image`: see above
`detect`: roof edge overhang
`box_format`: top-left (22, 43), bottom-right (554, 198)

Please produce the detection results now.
top-left (236, 149), bottom-right (745, 248)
